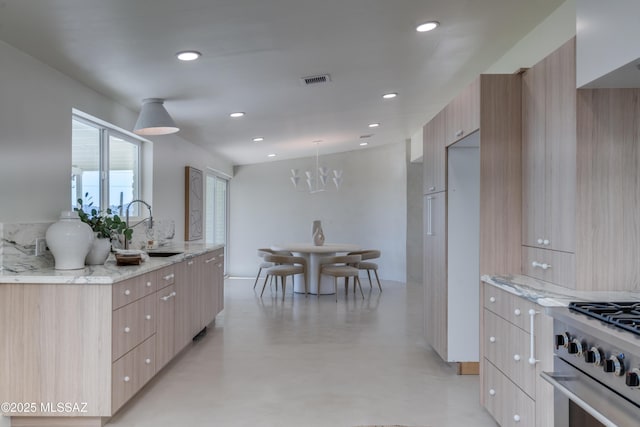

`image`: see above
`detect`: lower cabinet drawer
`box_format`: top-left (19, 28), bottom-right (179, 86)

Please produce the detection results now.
top-left (484, 359), bottom-right (535, 427)
top-left (113, 293), bottom-right (156, 361)
top-left (522, 246), bottom-right (575, 288)
top-left (484, 309), bottom-right (536, 399)
top-left (484, 283), bottom-right (538, 333)
top-left (112, 335), bottom-right (156, 413)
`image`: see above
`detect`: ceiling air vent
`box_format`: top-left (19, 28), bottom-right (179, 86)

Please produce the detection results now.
top-left (301, 74), bottom-right (331, 85)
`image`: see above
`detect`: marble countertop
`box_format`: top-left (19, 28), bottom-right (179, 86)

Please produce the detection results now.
top-left (482, 274), bottom-right (640, 307)
top-left (0, 242), bottom-right (224, 284)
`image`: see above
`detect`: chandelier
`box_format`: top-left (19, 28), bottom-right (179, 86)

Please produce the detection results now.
top-left (290, 143), bottom-right (343, 193)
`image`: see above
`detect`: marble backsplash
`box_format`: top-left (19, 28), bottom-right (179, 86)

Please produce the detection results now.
top-left (1, 219), bottom-right (177, 272)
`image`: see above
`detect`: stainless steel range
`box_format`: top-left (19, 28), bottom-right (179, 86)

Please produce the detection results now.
top-left (544, 302), bottom-right (640, 427)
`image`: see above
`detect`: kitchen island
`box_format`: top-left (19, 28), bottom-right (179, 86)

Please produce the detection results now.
top-left (0, 243), bottom-right (224, 427)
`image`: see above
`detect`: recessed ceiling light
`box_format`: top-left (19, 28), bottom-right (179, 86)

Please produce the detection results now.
top-left (368, 123), bottom-right (380, 128)
top-left (267, 153), bottom-right (276, 158)
top-left (360, 142), bottom-right (369, 146)
top-left (416, 21), bottom-right (439, 32)
top-left (230, 112), bottom-right (245, 118)
top-left (382, 92), bottom-right (397, 99)
top-left (253, 137), bottom-right (264, 142)
top-left (176, 50), bottom-right (202, 61)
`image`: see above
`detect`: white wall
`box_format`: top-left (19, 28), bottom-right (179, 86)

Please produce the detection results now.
top-left (576, 0), bottom-right (640, 87)
top-left (485, 0), bottom-right (576, 74)
top-left (229, 143), bottom-right (407, 282)
top-left (0, 39), bottom-right (232, 242)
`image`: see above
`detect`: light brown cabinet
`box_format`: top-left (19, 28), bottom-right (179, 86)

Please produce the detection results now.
top-left (424, 74), bottom-right (522, 365)
top-left (200, 249), bottom-right (224, 327)
top-left (444, 77), bottom-right (480, 146)
top-left (112, 335), bottom-right (156, 413)
top-left (423, 110), bottom-right (446, 195)
top-left (0, 247), bottom-right (224, 425)
top-left (423, 191), bottom-right (447, 358)
top-left (481, 283), bottom-right (554, 427)
top-left (155, 266), bottom-right (176, 371)
top-left (522, 38), bottom-right (576, 257)
top-left (576, 88), bottom-right (640, 291)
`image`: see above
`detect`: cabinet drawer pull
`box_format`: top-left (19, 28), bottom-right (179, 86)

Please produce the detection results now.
top-left (124, 327), bottom-right (131, 333)
top-left (145, 314), bottom-right (152, 320)
top-left (513, 354), bottom-right (521, 362)
top-left (537, 238), bottom-right (550, 246)
top-left (426, 196), bottom-right (434, 236)
top-left (145, 358), bottom-right (151, 365)
top-left (514, 308), bottom-right (521, 316)
top-left (531, 261), bottom-right (551, 270)
top-left (455, 129), bottom-right (464, 138)
top-left (489, 336), bottom-right (496, 343)
top-left (489, 389), bottom-right (496, 396)
top-left (218, 263), bottom-right (223, 268)
top-left (124, 289), bottom-right (131, 296)
top-left (528, 309), bottom-right (540, 365)
top-left (188, 260), bottom-right (194, 266)
top-left (205, 257), bottom-right (216, 263)
top-left (123, 376), bottom-right (130, 383)
top-left (161, 291), bottom-right (177, 301)
top-left (513, 414), bottom-right (521, 422)
top-left (146, 281), bottom-right (152, 287)
top-left (429, 186), bottom-right (436, 191)
top-left (163, 273), bottom-right (175, 281)
top-left (489, 296), bottom-right (496, 303)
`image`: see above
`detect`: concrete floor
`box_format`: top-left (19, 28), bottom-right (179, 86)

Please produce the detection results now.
top-left (108, 278), bottom-right (497, 427)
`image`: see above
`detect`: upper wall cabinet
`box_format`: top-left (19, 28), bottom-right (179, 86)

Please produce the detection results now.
top-left (444, 78), bottom-right (480, 146)
top-left (423, 110), bottom-right (446, 195)
top-left (577, 0), bottom-right (640, 88)
top-left (522, 38), bottom-right (576, 256)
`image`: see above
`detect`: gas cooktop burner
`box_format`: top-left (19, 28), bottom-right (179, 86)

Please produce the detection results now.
top-left (569, 301), bottom-right (640, 336)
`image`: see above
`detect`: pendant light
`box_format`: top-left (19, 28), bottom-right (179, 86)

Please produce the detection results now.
top-left (133, 98), bottom-right (179, 136)
top-left (290, 142), bottom-right (343, 193)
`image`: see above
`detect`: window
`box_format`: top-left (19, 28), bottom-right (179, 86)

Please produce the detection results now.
top-left (71, 115), bottom-right (142, 215)
top-left (206, 172), bottom-right (228, 270)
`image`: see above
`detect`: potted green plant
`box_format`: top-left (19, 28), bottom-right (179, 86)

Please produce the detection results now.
top-left (75, 194), bottom-right (133, 264)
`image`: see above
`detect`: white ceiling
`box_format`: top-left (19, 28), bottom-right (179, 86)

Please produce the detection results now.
top-left (0, 0), bottom-right (564, 165)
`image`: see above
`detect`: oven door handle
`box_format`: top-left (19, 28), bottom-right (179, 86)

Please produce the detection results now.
top-left (541, 371), bottom-right (619, 427)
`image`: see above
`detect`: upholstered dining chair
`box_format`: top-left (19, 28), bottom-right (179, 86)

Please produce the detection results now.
top-left (260, 254), bottom-right (307, 300)
top-left (253, 248), bottom-right (275, 289)
top-left (347, 249), bottom-right (382, 291)
top-left (253, 248), bottom-right (293, 289)
top-left (318, 254), bottom-right (363, 302)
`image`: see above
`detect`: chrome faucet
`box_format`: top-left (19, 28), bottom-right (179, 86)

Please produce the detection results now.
top-left (124, 199), bottom-right (153, 249)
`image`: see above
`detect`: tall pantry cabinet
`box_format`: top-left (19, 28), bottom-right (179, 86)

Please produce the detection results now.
top-left (521, 38), bottom-right (576, 288)
top-left (424, 75), bottom-right (522, 366)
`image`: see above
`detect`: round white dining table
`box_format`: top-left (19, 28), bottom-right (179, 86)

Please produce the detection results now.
top-left (270, 243), bottom-right (360, 294)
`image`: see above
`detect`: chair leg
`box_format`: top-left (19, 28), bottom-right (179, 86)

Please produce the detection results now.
top-left (374, 270), bottom-right (382, 291)
top-left (303, 272), bottom-right (308, 297)
top-left (260, 275), bottom-right (270, 297)
top-left (318, 270), bottom-right (322, 298)
top-left (334, 277), bottom-right (338, 302)
top-left (356, 276), bottom-right (364, 299)
top-left (367, 270), bottom-right (373, 288)
top-left (282, 275), bottom-right (286, 301)
top-left (253, 267), bottom-right (262, 289)
top-left (345, 277), bottom-right (349, 294)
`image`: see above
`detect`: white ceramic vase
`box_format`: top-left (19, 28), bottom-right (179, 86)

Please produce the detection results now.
top-left (85, 234), bottom-right (112, 265)
top-left (312, 220), bottom-right (325, 246)
top-left (46, 210), bottom-right (94, 270)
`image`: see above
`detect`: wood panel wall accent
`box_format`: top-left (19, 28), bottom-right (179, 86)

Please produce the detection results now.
top-left (0, 284), bottom-right (112, 416)
top-left (576, 89), bottom-right (640, 291)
